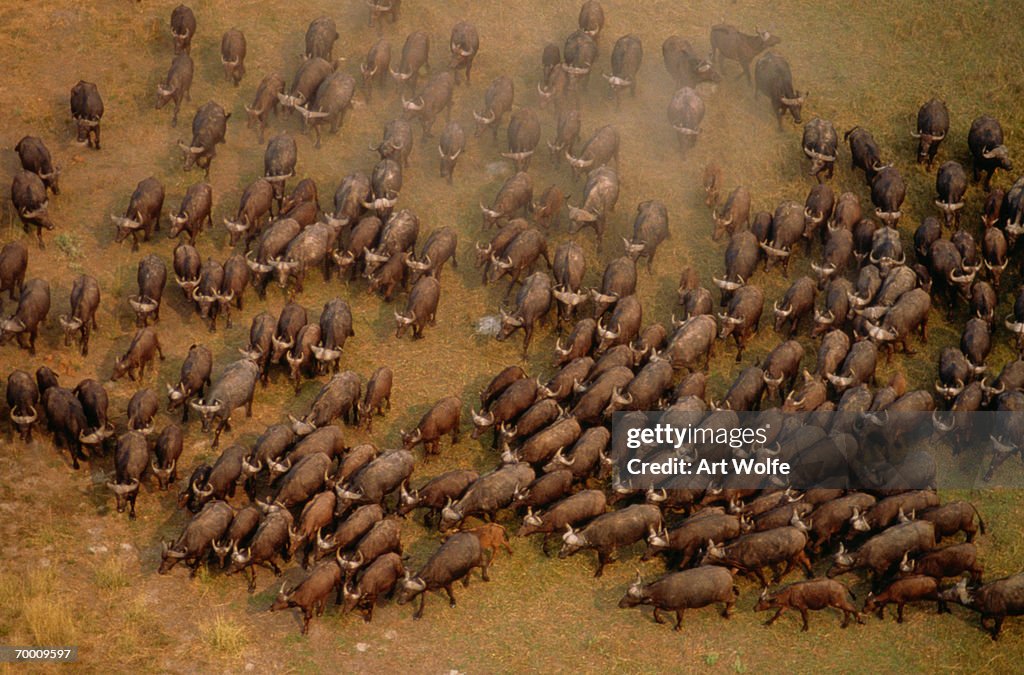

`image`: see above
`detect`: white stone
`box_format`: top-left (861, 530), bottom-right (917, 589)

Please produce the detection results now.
top-left (476, 315), bottom-right (502, 336)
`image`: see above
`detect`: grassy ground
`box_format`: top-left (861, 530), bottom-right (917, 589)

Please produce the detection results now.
top-left (1, 0), bottom-right (1023, 672)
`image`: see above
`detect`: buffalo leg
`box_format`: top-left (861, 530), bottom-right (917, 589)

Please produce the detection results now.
top-left (445, 584), bottom-right (457, 607)
top-left (653, 607), bottom-right (665, 624)
top-left (775, 560), bottom-right (796, 583)
top-left (765, 607), bottom-right (784, 626)
top-left (896, 602), bottom-right (905, 624)
top-left (990, 615), bottom-right (1004, 640)
top-left (212, 420), bottom-right (225, 448)
top-left (798, 551), bottom-right (814, 578)
top-left (301, 609), bottom-right (311, 634)
top-left (521, 326), bottom-right (534, 357)
top-left (799, 608), bottom-right (810, 632)
top-left (673, 609), bottom-right (686, 632)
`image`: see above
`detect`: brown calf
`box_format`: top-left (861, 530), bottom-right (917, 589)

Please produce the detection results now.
top-left (755, 579), bottom-right (863, 632)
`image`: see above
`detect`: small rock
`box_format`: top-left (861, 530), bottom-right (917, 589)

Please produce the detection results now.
top-left (120, 543), bottom-right (135, 553)
top-left (38, 558), bottom-right (51, 568)
top-left (355, 643), bottom-right (369, 653)
top-left (476, 315), bottom-right (502, 336)
top-left (486, 162), bottom-right (509, 178)
top-left (245, 664), bottom-right (255, 672)
top-left (384, 630), bottom-right (397, 641)
top-left (88, 545), bottom-right (108, 555)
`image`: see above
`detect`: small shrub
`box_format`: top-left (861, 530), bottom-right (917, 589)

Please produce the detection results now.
top-left (201, 614), bottom-right (248, 655)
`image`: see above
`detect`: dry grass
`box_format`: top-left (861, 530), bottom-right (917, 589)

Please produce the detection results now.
top-left (3, 570), bottom-right (80, 647)
top-left (0, 573), bottom-right (22, 637)
top-left (53, 232), bottom-right (83, 262)
top-left (200, 614), bottom-right (249, 656)
top-left (93, 558), bottom-right (131, 591)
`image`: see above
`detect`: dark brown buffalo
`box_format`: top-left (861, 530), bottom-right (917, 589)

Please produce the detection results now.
top-left (667, 88), bottom-right (705, 153)
top-left (396, 532), bottom-right (489, 619)
top-left (589, 256), bottom-right (634, 317)
top-left (619, 567), bottom-right (737, 631)
top-left (496, 272), bottom-right (553, 356)
top-left (968, 115), bottom-right (1012, 191)
top-left (448, 20), bottom-right (479, 84)
top-left (864, 575), bottom-right (947, 623)
top-left (361, 39), bottom-right (391, 102)
top-left (270, 560), bottom-right (342, 634)
top-left (304, 16), bottom-right (337, 61)
top-left (604, 34), bottom-right (643, 104)
top-left (913, 99), bottom-right (949, 169)
top-left (710, 24), bottom-right (780, 82)
top-left (297, 72), bottom-right (357, 148)
top-left (178, 102), bottom-right (230, 176)
top-left (756, 580), bottom-right (862, 631)
top-left (70, 80), bottom-right (104, 149)
top-left (170, 4), bottom-right (196, 54)
top-left (168, 182), bottom-right (213, 245)
top-left (219, 28), bottom-right (246, 85)
top-left (156, 53), bottom-right (194, 126)
top-left (15, 136), bottom-right (60, 195)
top-left (1, 279), bottom-right (50, 355)
top-left (503, 107), bottom-right (542, 171)
top-left (59, 274), bottom-right (100, 356)
top-left (662, 36), bottom-right (721, 88)
top-left (11, 172), bottom-right (55, 248)
top-left (390, 31), bottom-right (430, 93)
top-left (245, 73), bottom-right (285, 144)
top-left (559, 504), bottom-right (663, 577)
top-left (7, 369), bottom-right (39, 442)
top-left (108, 431), bottom-right (149, 519)
top-left (755, 52), bottom-right (804, 129)
top-left (402, 395), bottom-right (461, 455)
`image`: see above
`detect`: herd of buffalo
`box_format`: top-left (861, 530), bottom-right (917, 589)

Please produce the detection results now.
top-left (4, 0), bottom-right (1024, 645)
